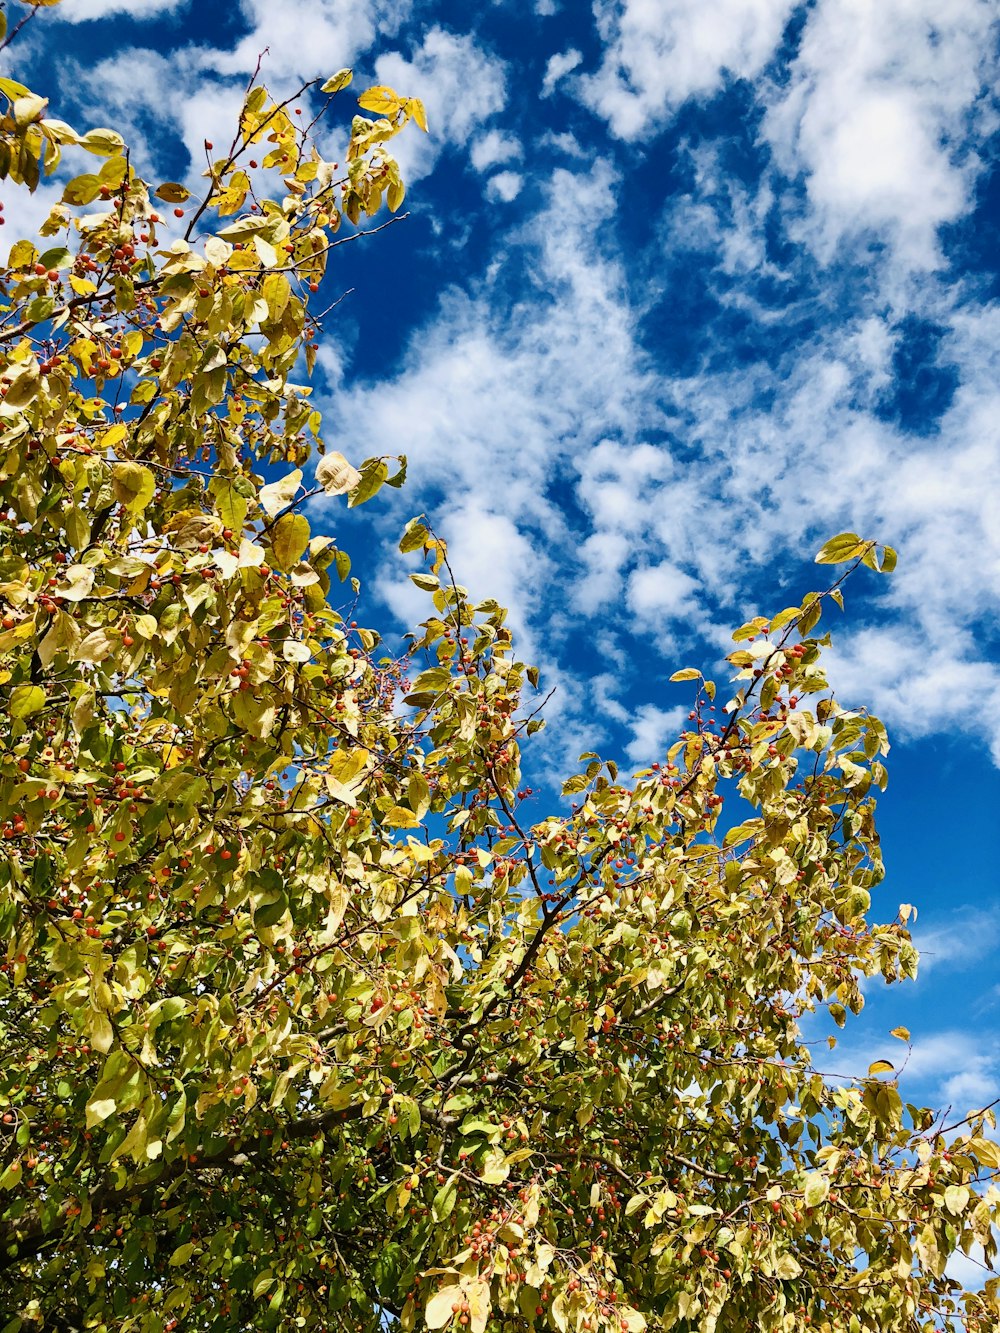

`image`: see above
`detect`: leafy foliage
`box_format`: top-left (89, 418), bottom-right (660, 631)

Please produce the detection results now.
top-left (0, 10), bottom-right (998, 1333)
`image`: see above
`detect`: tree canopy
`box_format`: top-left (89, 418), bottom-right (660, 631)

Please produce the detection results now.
top-left (0, 6), bottom-right (998, 1332)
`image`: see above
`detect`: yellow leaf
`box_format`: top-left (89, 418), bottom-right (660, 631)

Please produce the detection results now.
top-left (467, 1281), bottom-right (491, 1333)
top-left (970, 1137), bottom-right (1000, 1169)
top-left (425, 1284), bottom-right (461, 1330)
top-left (270, 513), bottom-right (310, 571)
top-left (889, 1026), bottom-right (910, 1042)
top-left (254, 234), bottom-right (279, 268)
top-left (321, 69), bottom-right (353, 94)
top-left (13, 94), bottom-right (47, 127)
top-left (59, 564), bottom-right (95, 602)
top-left (867, 1060), bottom-right (894, 1076)
top-left (73, 629), bottom-right (116, 663)
top-left (161, 743), bottom-right (184, 769)
top-left (80, 127), bottom-right (125, 157)
top-left (774, 1254), bottom-right (802, 1279)
top-left (814, 532), bottom-right (866, 565)
top-left (357, 85), bottom-right (404, 118)
top-left (89, 1011), bottom-right (114, 1055)
top-left (944, 1184), bottom-right (970, 1216)
top-left (260, 469), bottom-right (302, 517)
top-left (154, 182), bottom-right (190, 203)
top-left (406, 97), bottom-right (428, 132)
top-left (10, 684), bottom-right (45, 719)
top-left (85, 1096), bottom-right (116, 1128)
top-left (384, 806), bottom-right (419, 829)
top-left (316, 451), bottom-right (361, 496)
top-left (112, 462), bottom-right (155, 513)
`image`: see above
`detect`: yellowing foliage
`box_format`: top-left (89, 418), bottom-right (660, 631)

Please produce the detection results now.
top-left (0, 7), bottom-right (996, 1333)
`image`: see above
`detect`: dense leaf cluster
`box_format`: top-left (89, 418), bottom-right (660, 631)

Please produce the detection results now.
top-left (0, 7), bottom-right (997, 1332)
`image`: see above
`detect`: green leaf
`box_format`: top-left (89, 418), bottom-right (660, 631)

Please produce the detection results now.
top-left (169, 1241), bottom-right (196, 1266)
top-left (37, 246), bottom-right (71, 271)
top-left (431, 1175), bottom-right (458, 1222)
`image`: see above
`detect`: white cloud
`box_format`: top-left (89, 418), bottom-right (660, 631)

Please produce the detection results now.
top-left (639, 298), bottom-right (1000, 755)
top-left (574, 531), bottom-right (631, 615)
top-left (624, 705), bottom-right (686, 764)
top-left (485, 170), bottom-right (523, 202)
top-left (903, 1031), bottom-right (1000, 1109)
top-left (541, 48), bottom-right (582, 98)
top-left (471, 129), bottom-right (522, 173)
top-left (316, 158), bottom-right (659, 751)
top-left (910, 906), bottom-right (1000, 978)
top-left (0, 179), bottom-right (66, 266)
top-left (212, 0), bottom-right (412, 83)
top-left (763, 0), bottom-right (997, 269)
top-left (627, 562), bottom-right (699, 621)
top-left (55, 0), bottom-right (186, 18)
top-left (313, 112), bottom-right (1000, 766)
top-left (43, 0), bottom-right (1000, 777)
top-left (578, 0), bottom-right (795, 139)
top-left (824, 628), bottom-right (1000, 760)
top-left (537, 130), bottom-right (588, 159)
top-left (324, 159), bottom-right (650, 544)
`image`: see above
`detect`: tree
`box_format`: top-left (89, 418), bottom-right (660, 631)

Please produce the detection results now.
top-left (0, 9), bottom-right (998, 1333)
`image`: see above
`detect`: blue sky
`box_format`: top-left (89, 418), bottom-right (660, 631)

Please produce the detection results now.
top-left (5, 0), bottom-right (1000, 1215)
